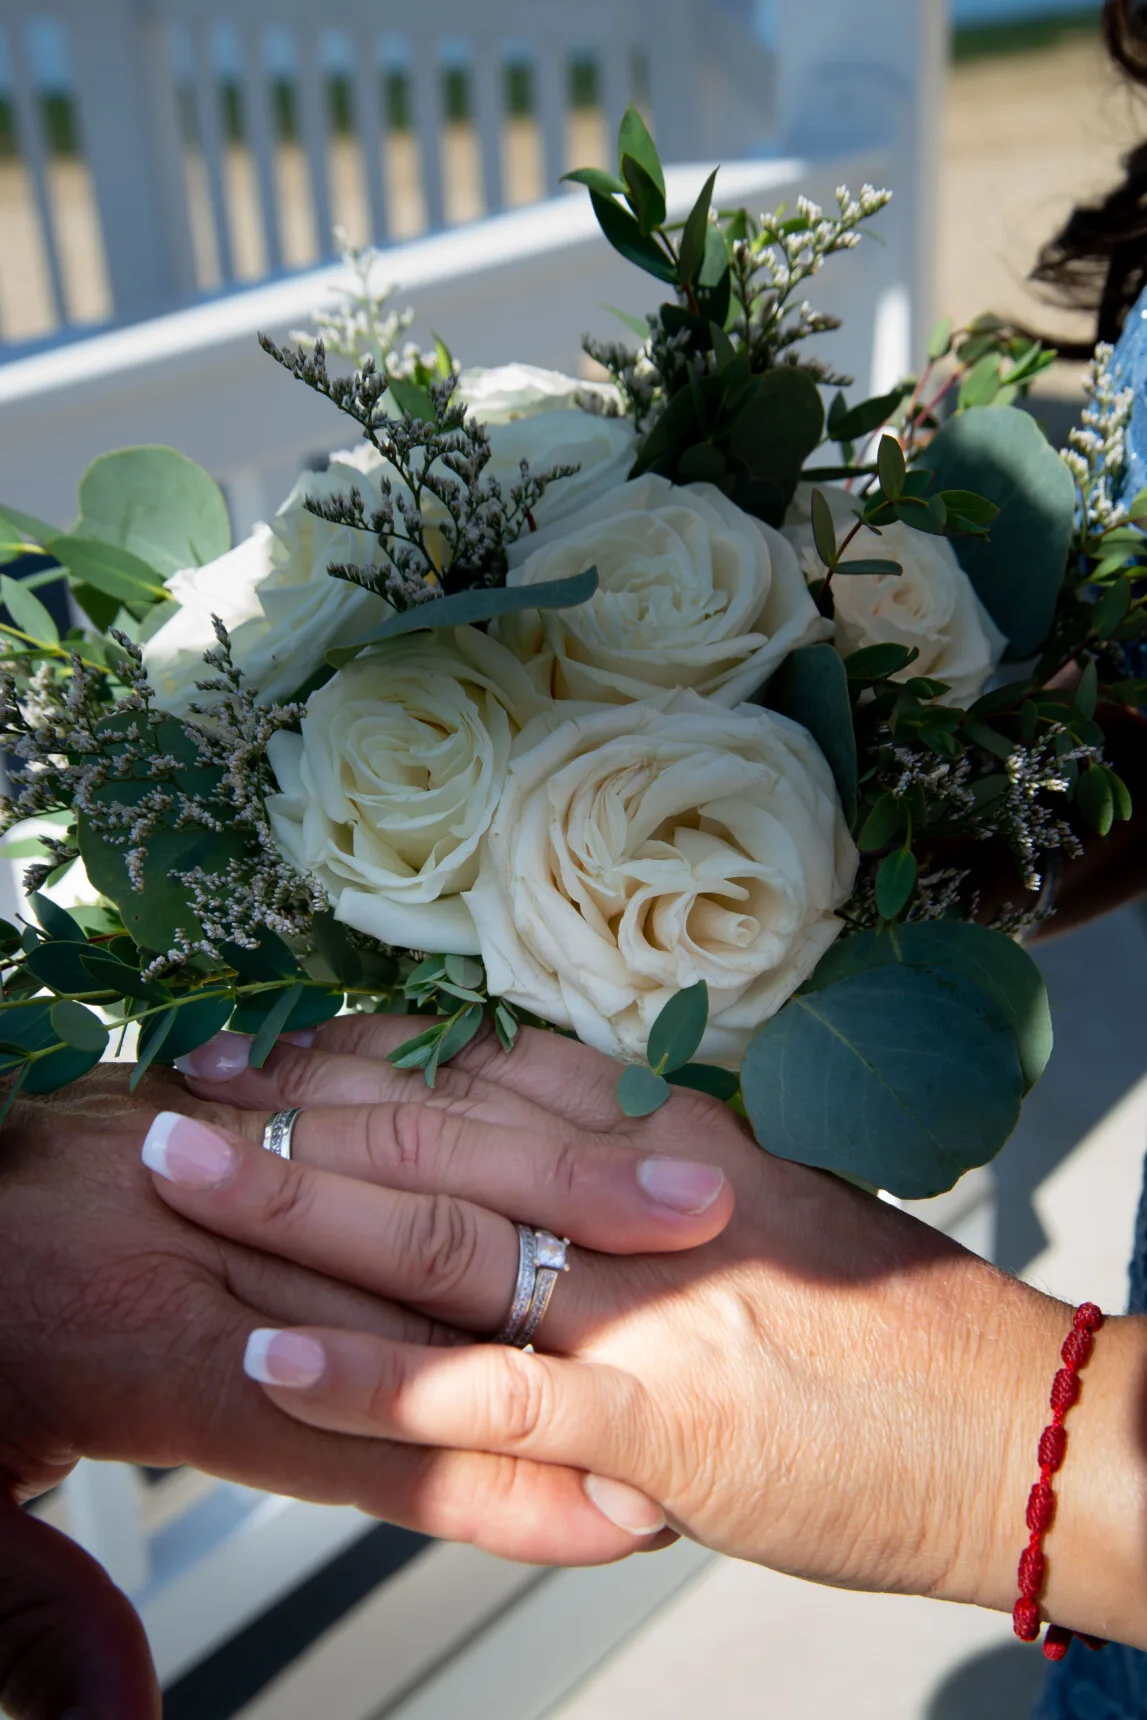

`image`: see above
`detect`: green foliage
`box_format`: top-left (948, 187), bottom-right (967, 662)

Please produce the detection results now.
top-left (875, 849), bottom-right (917, 920)
top-left (617, 1064), bottom-right (672, 1117)
top-left (918, 407), bottom-right (1076, 657)
top-left (76, 447), bottom-right (231, 580)
top-left (742, 964), bottom-right (1024, 1198)
top-left (44, 536), bottom-right (171, 606)
top-left (328, 568), bottom-right (599, 665)
top-left (766, 645), bottom-right (858, 823)
top-left (1, 574), bottom-right (59, 646)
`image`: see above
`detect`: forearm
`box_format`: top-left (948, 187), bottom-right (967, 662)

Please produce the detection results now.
top-left (941, 1280), bottom-right (1147, 1649)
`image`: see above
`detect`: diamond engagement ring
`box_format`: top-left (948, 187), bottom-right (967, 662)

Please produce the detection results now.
top-left (262, 1108), bottom-right (301, 1161)
top-left (493, 1225), bottom-right (571, 1348)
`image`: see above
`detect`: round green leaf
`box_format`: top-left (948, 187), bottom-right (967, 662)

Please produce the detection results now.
top-left (741, 966), bottom-right (1023, 1198)
top-left (918, 407), bottom-right (1075, 658)
top-left (50, 999), bottom-right (109, 1055)
top-left (153, 993), bottom-right (235, 1062)
top-left (77, 447), bottom-right (231, 580)
top-left (617, 1064), bottom-right (672, 1118)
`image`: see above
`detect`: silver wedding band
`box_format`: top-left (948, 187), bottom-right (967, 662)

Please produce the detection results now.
top-left (262, 1108), bottom-right (301, 1161)
top-left (493, 1225), bottom-right (571, 1348)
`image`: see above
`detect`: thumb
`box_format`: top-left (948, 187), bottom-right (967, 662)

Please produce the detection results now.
top-left (0, 1501), bottom-right (160, 1720)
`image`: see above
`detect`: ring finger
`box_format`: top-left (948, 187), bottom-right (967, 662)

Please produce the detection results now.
top-left (141, 1109), bottom-right (607, 1345)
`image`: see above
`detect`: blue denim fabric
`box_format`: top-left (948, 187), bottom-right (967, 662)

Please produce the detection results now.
top-left (1031, 291), bottom-right (1147, 1717)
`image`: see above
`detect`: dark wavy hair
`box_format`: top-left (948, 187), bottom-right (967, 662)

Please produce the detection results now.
top-left (1031, 0), bottom-right (1147, 352)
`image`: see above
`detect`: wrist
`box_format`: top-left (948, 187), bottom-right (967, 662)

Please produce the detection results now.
top-left (942, 1291), bottom-right (1147, 1648)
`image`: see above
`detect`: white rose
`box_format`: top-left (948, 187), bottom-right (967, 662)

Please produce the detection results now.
top-left (496, 474), bottom-right (826, 706)
top-left (457, 364), bottom-right (635, 529)
top-left (458, 363), bottom-right (619, 423)
top-left (143, 527), bottom-right (273, 714)
top-left (784, 484), bottom-right (1006, 705)
top-left (466, 692), bottom-right (858, 1067)
top-left (143, 448), bottom-right (393, 714)
top-left (266, 626), bottom-right (547, 957)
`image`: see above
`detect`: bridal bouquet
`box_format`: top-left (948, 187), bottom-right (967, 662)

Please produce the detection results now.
top-left (0, 109), bottom-right (1141, 1199)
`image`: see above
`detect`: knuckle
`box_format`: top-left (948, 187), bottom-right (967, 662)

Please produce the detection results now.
top-left (389, 1100), bottom-right (445, 1180)
top-left (257, 1162), bottom-right (317, 1233)
top-left (402, 1193), bottom-right (481, 1299)
top-left (491, 1349), bottom-right (552, 1448)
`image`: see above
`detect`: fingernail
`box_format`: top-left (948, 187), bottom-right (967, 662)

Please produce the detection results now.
top-left (584, 1474), bottom-right (666, 1537)
top-left (142, 1112), bottom-right (236, 1190)
top-left (175, 1031), bottom-right (251, 1081)
top-left (280, 1029), bottom-right (316, 1048)
top-left (637, 1157), bottom-right (726, 1215)
top-left (244, 1328), bottom-right (327, 1388)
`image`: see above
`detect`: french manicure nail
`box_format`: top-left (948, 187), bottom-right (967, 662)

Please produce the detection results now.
top-left (637, 1157), bottom-right (726, 1215)
top-left (141, 1113), bottom-right (236, 1190)
top-left (584, 1474), bottom-right (666, 1537)
top-left (175, 1031), bottom-right (252, 1082)
top-left (244, 1329), bottom-right (327, 1388)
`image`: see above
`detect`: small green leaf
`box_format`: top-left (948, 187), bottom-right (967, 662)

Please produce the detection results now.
top-left (617, 103), bottom-right (664, 196)
top-left (44, 536), bottom-right (170, 605)
top-left (1075, 658), bottom-right (1098, 721)
top-left (0, 1063), bottom-right (28, 1129)
top-left (836, 558), bottom-right (903, 576)
top-left (1109, 769), bottom-right (1133, 823)
top-left (667, 1063), bottom-right (740, 1103)
top-left (388, 376), bottom-right (436, 421)
top-left (858, 793), bottom-right (903, 853)
top-left (876, 848), bottom-right (917, 920)
top-left (1092, 578), bottom-right (1132, 638)
top-left (50, 999), bottom-right (109, 1055)
top-left (620, 153), bottom-right (667, 235)
top-left (1, 574), bottom-right (59, 645)
top-left (131, 1006), bottom-right (177, 1090)
top-left (678, 167), bottom-right (720, 285)
top-left (388, 1024), bottom-right (445, 1070)
top-left (329, 568), bottom-right (599, 663)
top-left (877, 435), bottom-right (906, 501)
top-left (828, 386), bottom-right (912, 442)
top-left (249, 982), bottom-right (305, 1070)
top-left (494, 1002), bottom-right (519, 1053)
top-left (844, 643), bottom-right (918, 682)
top-left (810, 489), bottom-right (837, 568)
top-left (445, 954), bottom-right (484, 992)
top-left (1077, 763), bottom-right (1114, 836)
top-left (1127, 486), bottom-right (1147, 524)
top-left (0, 503), bottom-right (55, 547)
top-left (647, 982), bottom-right (709, 1075)
top-left (589, 191), bottom-right (677, 284)
top-left (435, 1003), bottom-right (484, 1068)
top-left (617, 1064), bottom-right (672, 1118)
top-left (562, 166), bottom-right (628, 196)
top-left (159, 993), bottom-right (235, 1062)
top-left (928, 316), bottom-right (954, 361)
top-left (964, 720), bottom-right (1015, 760)
top-left (29, 893), bottom-right (85, 945)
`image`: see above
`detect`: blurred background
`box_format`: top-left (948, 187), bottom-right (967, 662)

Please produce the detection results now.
top-left (2, 2), bottom-right (1147, 1717)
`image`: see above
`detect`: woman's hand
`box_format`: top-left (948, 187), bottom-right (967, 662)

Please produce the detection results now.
top-left (171, 1016), bottom-right (1147, 1649)
top-left (0, 1054), bottom-right (730, 1719)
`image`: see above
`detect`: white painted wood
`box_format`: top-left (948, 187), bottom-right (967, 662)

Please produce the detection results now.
top-left (380, 1539), bottom-right (715, 1720)
top-left (295, 23), bottom-right (335, 260)
top-left (352, 29), bottom-right (390, 243)
top-left (410, 39), bottom-right (448, 234)
top-left (190, 16), bottom-right (235, 285)
top-left (7, 20), bottom-right (69, 326)
top-left (242, 23), bottom-right (286, 275)
top-left (63, 1461), bottom-right (149, 1596)
top-left (472, 41), bottom-right (507, 221)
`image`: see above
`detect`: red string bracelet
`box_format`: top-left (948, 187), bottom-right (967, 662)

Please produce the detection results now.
top-left (1013, 1301), bottom-right (1107, 1662)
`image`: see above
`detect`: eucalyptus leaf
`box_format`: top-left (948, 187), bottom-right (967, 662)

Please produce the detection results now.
top-left (50, 999), bottom-right (109, 1055)
top-left (0, 503), bottom-right (56, 546)
top-left (741, 966), bottom-right (1023, 1198)
top-left (132, 1007), bottom-right (176, 1090)
top-left (45, 536), bottom-right (170, 605)
top-left (801, 920), bottom-right (1052, 1092)
top-left (79, 948), bottom-right (168, 1004)
top-left (158, 993), bottom-right (236, 1062)
top-left (617, 1064), bottom-right (672, 1118)
top-left (766, 645), bottom-right (858, 824)
top-left (667, 1063), bottom-right (740, 1102)
top-left (248, 982), bottom-right (305, 1070)
top-left (1077, 763), bottom-right (1115, 836)
top-left (647, 982), bottom-right (709, 1075)
top-left (1, 574), bottom-right (59, 645)
top-left (29, 892), bottom-right (85, 945)
top-left (876, 849), bottom-right (917, 920)
top-left (388, 376), bottom-right (436, 421)
top-left (918, 406), bottom-right (1075, 658)
top-left (76, 447), bottom-right (231, 579)
top-left (328, 568), bottom-right (599, 662)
